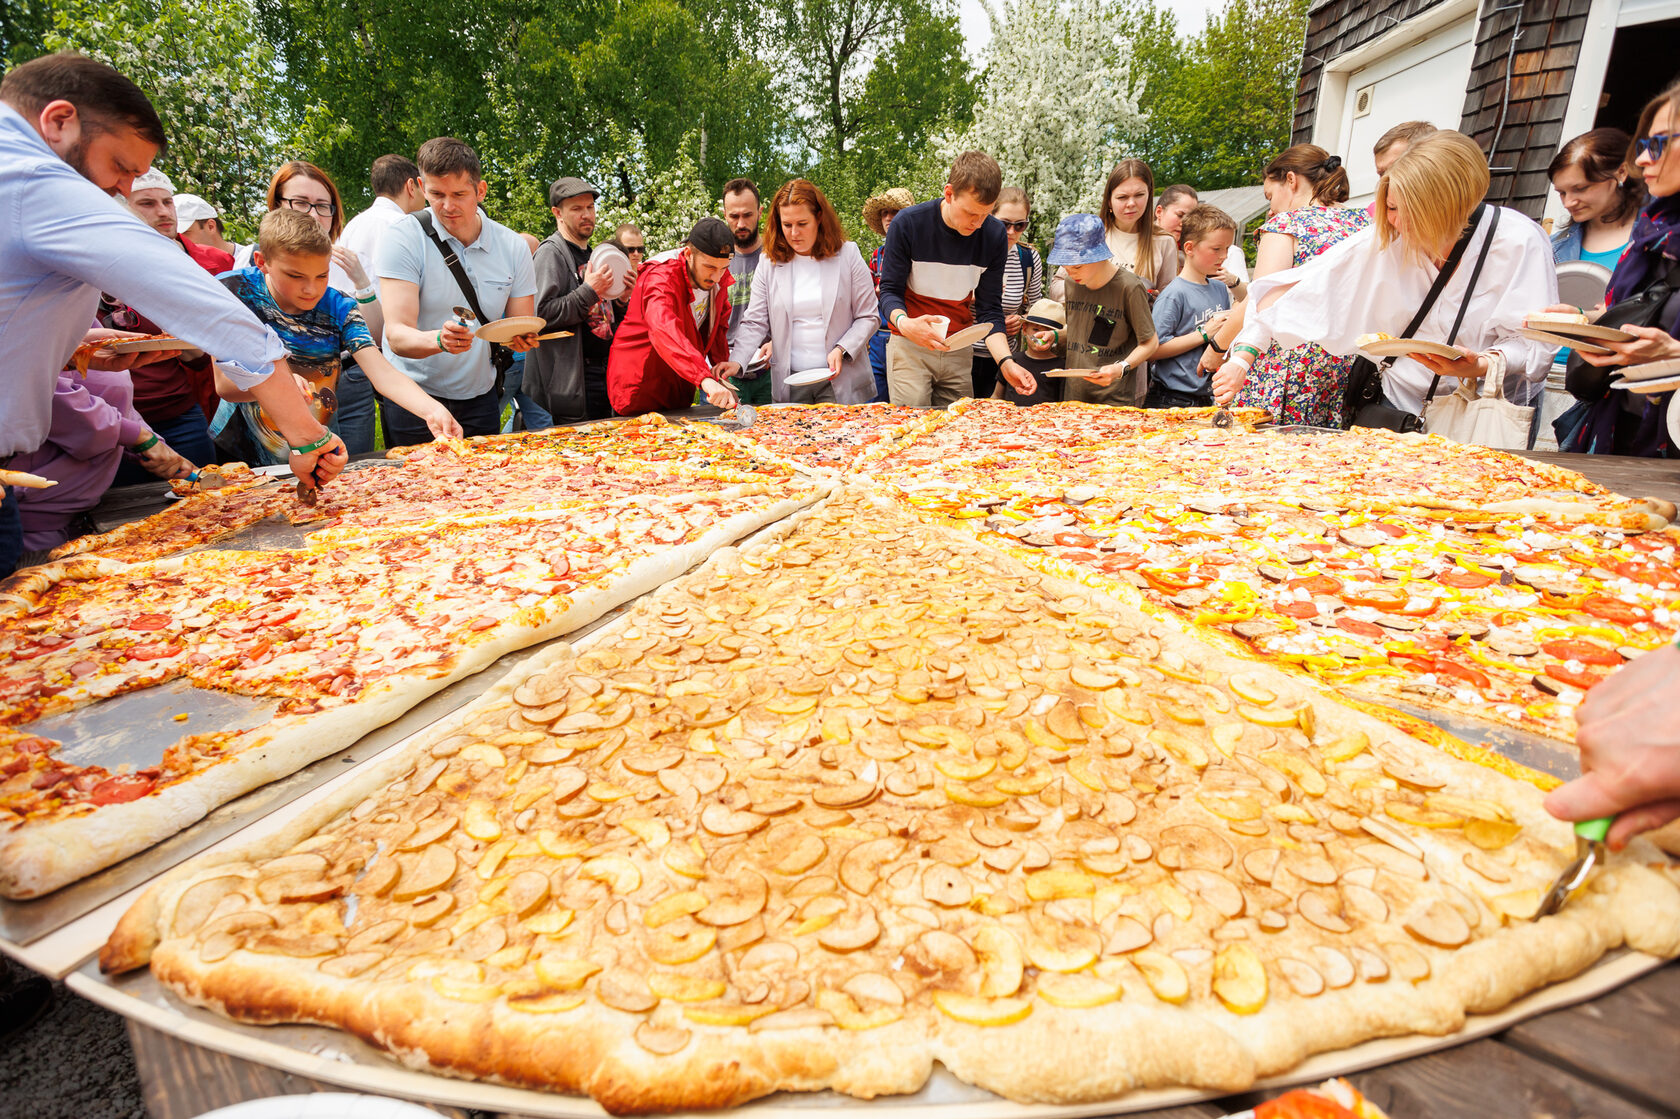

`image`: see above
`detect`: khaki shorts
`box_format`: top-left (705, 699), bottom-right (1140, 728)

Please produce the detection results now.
top-left (886, 335), bottom-right (972, 408)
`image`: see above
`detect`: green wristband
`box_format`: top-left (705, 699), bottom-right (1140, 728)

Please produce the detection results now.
top-left (289, 433), bottom-right (334, 456)
top-left (436, 328), bottom-right (446, 353)
top-left (133, 431), bottom-right (160, 453)
top-left (1232, 343), bottom-right (1262, 361)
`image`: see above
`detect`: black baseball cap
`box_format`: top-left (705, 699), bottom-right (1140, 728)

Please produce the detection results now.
top-left (686, 216), bottom-right (735, 259)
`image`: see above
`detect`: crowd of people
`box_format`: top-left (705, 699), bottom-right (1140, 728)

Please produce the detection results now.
top-left (2, 52), bottom-right (1680, 869)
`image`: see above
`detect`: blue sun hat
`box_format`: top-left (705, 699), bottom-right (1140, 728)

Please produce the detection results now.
top-left (1047, 213), bottom-right (1112, 266)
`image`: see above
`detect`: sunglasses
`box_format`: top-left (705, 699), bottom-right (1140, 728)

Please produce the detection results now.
top-left (999, 219), bottom-right (1030, 232)
top-left (1637, 132), bottom-right (1675, 161)
top-left (622, 245), bottom-right (646, 256)
top-left (281, 196), bottom-right (337, 218)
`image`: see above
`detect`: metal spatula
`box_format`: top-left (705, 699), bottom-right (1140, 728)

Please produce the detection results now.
top-left (1534, 816), bottom-right (1614, 919)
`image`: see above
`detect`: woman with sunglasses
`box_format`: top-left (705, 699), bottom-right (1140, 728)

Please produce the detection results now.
top-left (1553, 79), bottom-right (1680, 455)
top-left (971, 186), bottom-right (1043, 398)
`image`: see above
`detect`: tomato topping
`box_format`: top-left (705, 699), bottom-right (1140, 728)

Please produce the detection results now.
top-left (1053, 532), bottom-right (1100, 548)
top-left (1286, 575), bottom-right (1343, 596)
top-left (1540, 639), bottom-right (1622, 666)
top-left (1255, 1090), bottom-right (1360, 1119)
top-left (1413, 633), bottom-right (1451, 652)
top-left (126, 642), bottom-right (184, 662)
top-left (469, 616), bottom-right (500, 631)
top-left (1544, 662), bottom-right (1608, 690)
top-left (1368, 521), bottom-right (1406, 538)
top-left (1581, 594), bottom-right (1651, 625)
top-left (1342, 590), bottom-right (1407, 611)
top-left (1099, 553), bottom-right (1145, 572)
top-left (89, 773), bottom-right (157, 804)
top-left (1612, 560), bottom-right (1674, 587)
top-left (1335, 617), bottom-right (1387, 639)
top-left (127, 613), bottom-right (172, 631)
top-left (1140, 567), bottom-right (1215, 592)
top-left (1435, 571), bottom-right (1495, 589)
top-left (1278, 600), bottom-right (1318, 619)
top-left (1058, 550), bottom-right (1102, 562)
top-left (1430, 658), bottom-right (1492, 691)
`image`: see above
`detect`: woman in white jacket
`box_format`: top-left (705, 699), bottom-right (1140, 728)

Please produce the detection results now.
top-left (1215, 131), bottom-right (1558, 419)
top-left (730, 179), bottom-right (880, 404)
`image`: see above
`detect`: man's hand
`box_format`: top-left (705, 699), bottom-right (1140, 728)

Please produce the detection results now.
top-left (78, 328), bottom-right (180, 372)
top-left (1083, 362), bottom-right (1121, 387)
top-left (1544, 644), bottom-right (1680, 850)
top-left (1000, 359), bottom-right (1036, 396)
top-left (505, 331), bottom-right (540, 354)
top-left (135, 439), bottom-right (194, 480)
top-left (1197, 345), bottom-right (1225, 374)
top-left (1577, 325), bottom-right (1680, 368)
top-left (1004, 313), bottom-right (1024, 337)
top-left (419, 400), bottom-right (465, 440)
top-left (583, 258), bottom-right (614, 298)
top-left (331, 246), bottom-right (372, 292)
top-left (896, 315), bottom-right (950, 352)
top-left (1410, 348), bottom-right (1489, 380)
top-left (438, 320), bottom-right (475, 355)
top-left (288, 432), bottom-right (350, 490)
top-left (1211, 358), bottom-right (1249, 405)
top-left (700, 376), bottom-right (739, 409)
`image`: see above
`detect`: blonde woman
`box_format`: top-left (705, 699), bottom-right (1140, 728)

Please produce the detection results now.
top-left (1215, 131), bottom-right (1557, 420)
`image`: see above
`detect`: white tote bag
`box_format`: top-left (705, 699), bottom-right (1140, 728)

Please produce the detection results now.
top-left (1423, 370), bottom-right (1534, 449)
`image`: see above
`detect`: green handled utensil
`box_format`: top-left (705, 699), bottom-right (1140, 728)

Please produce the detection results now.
top-left (1533, 816), bottom-right (1614, 919)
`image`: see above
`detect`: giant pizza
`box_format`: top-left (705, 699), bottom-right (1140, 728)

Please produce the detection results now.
top-left (103, 488), bottom-right (1680, 1113)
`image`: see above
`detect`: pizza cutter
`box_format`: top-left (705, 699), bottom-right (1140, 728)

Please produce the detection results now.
top-left (1533, 816), bottom-right (1614, 919)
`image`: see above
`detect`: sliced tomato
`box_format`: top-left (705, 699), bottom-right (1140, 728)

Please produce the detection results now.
top-left (1335, 617), bottom-right (1387, 639)
top-left (1255, 1090), bottom-right (1360, 1119)
top-left (127, 613), bottom-right (172, 631)
top-left (1540, 639), bottom-right (1623, 666)
top-left (1342, 590), bottom-right (1407, 611)
top-left (1058, 550), bottom-right (1103, 562)
top-left (1278, 600), bottom-right (1318, 619)
top-left (1296, 541), bottom-right (1333, 553)
top-left (1099, 553), bottom-right (1145, 572)
top-left (1140, 567), bottom-right (1215, 592)
top-left (1435, 570), bottom-right (1495, 589)
top-left (1544, 661), bottom-right (1608, 690)
top-left (1612, 560), bottom-right (1674, 587)
top-left (1053, 532), bottom-right (1100, 548)
top-left (1287, 575), bottom-right (1343, 596)
top-left (1430, 658), bottom-right (1492, 691)
top-left (1368, 521), bottom-right (1407, 538)
top-left (1581, 594), bottom-right (1651, 625)
top-left (1413, 633), bottom-right (1451, 652)
top-left (126, 642), bottom-right (184, 661)
top-left (89, 773), bottom-right (157, 805)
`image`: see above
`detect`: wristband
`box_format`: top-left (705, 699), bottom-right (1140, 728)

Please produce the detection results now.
top-left (289, 433), bottom-right (334, 456)
top-left (891, 311), bottom-right (907, 329)
top-left (355, 287), bottom-right (377, 304)
top-left (1232, 343), bottom-right (1262, 361)
top-left (436, 328), bottom-right (446, 353)
top-left (133, 431), bottom-right (160, 453)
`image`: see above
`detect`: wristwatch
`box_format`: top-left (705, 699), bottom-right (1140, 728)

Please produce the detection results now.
top-left (1116, 360), bottom-right (1131, 379)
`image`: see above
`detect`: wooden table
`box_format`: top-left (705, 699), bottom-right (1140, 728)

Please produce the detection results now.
top-left (100, 447), bottom-right (1680, 1117)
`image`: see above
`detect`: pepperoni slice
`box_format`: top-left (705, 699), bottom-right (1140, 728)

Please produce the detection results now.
top-left (126, 642), bottom-right (184, 661)
top-left (1369, 522), bottom-right (1407, 538)
top-left (127, 613), bottom-right (172, 631)
top-left (1581, 595), bottom-right (1651, 625)
top-left (1543, 662), bottom-right (1608, 690)
top-left (1278, 600), bottom-right (1318, 619)
top-left (1335, 617), bottom-right (1387, 639)
top-left (1435, 571), bottom-right (1495, 589)
top-left (1287, 575), bottom-right (1344, 596)
top-left (89, 773), bottom-right (157, 804)
top-left (1540, 639), bottom-right (1622, 666)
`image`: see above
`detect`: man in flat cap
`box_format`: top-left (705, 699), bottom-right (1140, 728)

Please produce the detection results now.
top-left (606, 216), bottom-right (742, 416)
top-left (527, 175), bottom-right (616, 423)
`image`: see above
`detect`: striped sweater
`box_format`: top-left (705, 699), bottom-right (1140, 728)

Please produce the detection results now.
top-left (878, 200), bottom-right (1008, 341)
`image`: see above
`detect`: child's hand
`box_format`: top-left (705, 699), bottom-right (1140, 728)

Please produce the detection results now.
top-left (420, 399), bottom-right (465, 440)
top-left (331, 246), bottom-right (372, 291)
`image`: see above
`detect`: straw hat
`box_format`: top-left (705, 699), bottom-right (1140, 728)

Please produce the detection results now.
top-left (863, 188), bottom-right (915, 236)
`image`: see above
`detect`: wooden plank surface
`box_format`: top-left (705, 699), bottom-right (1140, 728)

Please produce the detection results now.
top-left (1521, 451), bottom-right (1680, 505)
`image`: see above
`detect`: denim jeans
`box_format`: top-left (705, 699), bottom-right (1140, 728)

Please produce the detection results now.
top-left (499, 358), bottom-right (555, 433)
top-left (384, 386), bottom-right (501, 446)
top-left (334, 364), bottom-right (379, 454)
top-left (869, 329), bottom-right (890, 403)
top-left (0, 488), bottom-right (21, 579)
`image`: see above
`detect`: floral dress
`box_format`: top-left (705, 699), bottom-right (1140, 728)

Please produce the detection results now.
top-left (1237, 206), bottom-right (1371, 427)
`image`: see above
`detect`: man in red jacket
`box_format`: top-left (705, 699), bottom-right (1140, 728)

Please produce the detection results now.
top-left (607, 217), bottom-right (743, 415)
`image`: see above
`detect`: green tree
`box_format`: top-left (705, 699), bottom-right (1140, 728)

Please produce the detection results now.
top-left (847, 5), bottom-right (977, 197)
top-left (1, 0), bottom-right (53, 63)
top-left (42, 0), bottom-right (294, 233)
top-left (594, 126), bottom-right (716, 252)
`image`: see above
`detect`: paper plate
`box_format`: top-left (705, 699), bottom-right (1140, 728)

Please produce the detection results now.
top-left (1613, 372), bottom-right (1680, 395)
top-left (1522, 317), bottom-right (1637, 344)
top-left (475, 316), bottom-right (544, 344)
top-left (1042, 368), bottom-right (1095, 378)
top-left (1357, 337), bottom-right (1465, 360)
top-left (194, 1093), bottom-right (441, 1119)
top-left (590, 243), bottom-right (632, 301)
top-left (1554, 260), bottom-right (1612, 312)
top-left (785, 367), bottom-right (836, 387)
top-left (105, 336), bottom-right (204, 359)
top-left (942, 323), bottom-right (994, 349)
top-left (1617, 358), bottom-right (1680, 382)
top-left (1517, 327), bottom-right (1616, 356)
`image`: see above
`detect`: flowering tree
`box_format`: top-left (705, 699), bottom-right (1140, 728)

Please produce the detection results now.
top-left (592, 127), bottom-right (718, 255)
top-left (44, 0), bottom-right (301, 236)
top-left (952, 0), bottom-right (1146, 244)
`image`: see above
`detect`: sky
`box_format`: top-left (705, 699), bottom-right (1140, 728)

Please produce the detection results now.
top-left (955, 0), bottom-right (1227, 58)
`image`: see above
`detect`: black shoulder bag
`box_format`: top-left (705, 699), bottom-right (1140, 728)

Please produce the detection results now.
top-left (416, 209), bottom-right (514, 398)
top-left (1343, 203), bottom-right (1487, 431)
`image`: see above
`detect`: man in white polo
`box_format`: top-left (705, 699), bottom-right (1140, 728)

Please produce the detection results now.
top-left (375, 137), bottom-right (538, 443)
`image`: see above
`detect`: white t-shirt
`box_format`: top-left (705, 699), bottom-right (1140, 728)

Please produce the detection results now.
top-left (335, 196), bottom-right (408, 294)
top-left (787, 254), bottom-right (827, 372)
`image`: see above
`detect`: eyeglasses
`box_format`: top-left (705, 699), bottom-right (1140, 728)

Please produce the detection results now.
top-left (622, 245), bottom-right (646, 256)
top-left (281, 196), bottom-right (337, 218)
top-left (1000, 219), bottom-right (1030, 232)
top-left (1637, 132), bottom-right (1674, 161)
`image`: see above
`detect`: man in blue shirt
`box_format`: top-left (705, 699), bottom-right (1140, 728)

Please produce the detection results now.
top-left (0, 52), bottom-right (346, 576)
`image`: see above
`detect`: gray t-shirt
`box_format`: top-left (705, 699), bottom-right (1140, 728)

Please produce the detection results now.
top-left (1061, 267), bottom-right (1156, 407)
top-left (1150, 275), bottom-right (1231, 395)
top-left (727, 245), bottom-right (762, 343)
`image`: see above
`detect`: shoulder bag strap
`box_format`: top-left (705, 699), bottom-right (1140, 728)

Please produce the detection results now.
top-left (417, 209), bottom-right (494, 326)
top-left (1423, 205), bottom-right (1503, 405)
top-left (1399, 201), bottom-right (1486, 342)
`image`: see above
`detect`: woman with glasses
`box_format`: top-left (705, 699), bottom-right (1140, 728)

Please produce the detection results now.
top-left (971, 186), bottom-right (1043, 398)
top-left (1215, 131), bottom-right (1557, 424)
top-left (1555, 79), bottom-right (1680, 456)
